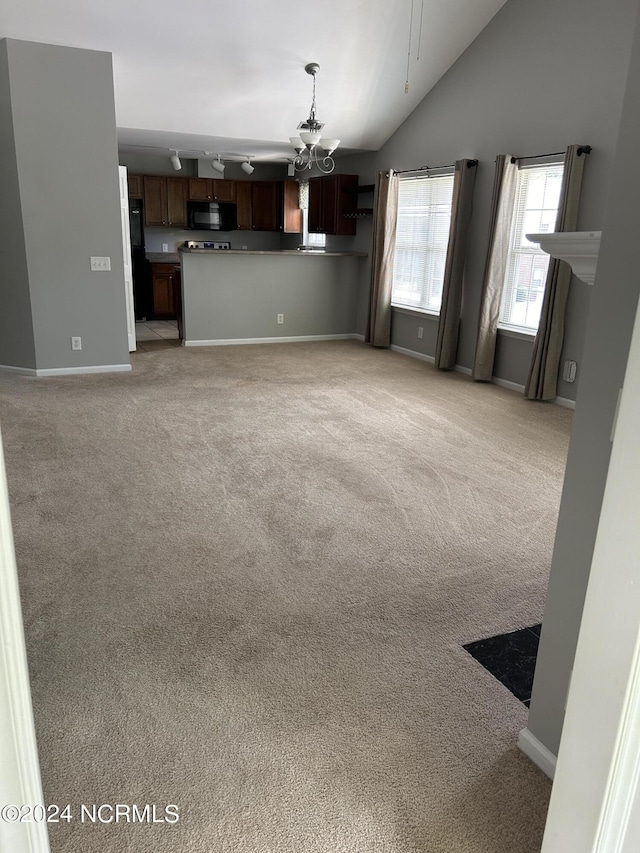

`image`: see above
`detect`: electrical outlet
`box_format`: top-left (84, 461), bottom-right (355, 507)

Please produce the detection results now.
top-left (162, 243), bottom-right (169, 253)
top-left (90, 256), bottom-right (111, 271)
top-left (71, 336), bottom-right (82, 351)
top-left (417, 326), bottom-right (424, 340)
top-left (563, 360), bottom-right (577, 382)
top-left (277, 314), bottom-right (284, 324)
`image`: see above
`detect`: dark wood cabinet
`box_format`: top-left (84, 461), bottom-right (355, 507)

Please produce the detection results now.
top-left (143, 176), bottom-right (168, 227)
top-left (150, 263), bottom-right (179, 320)
top-left (250, 180), bottom-right (300, 233)
top-left (188, 178), bottom-right (236, 202)
top-left (308, 174), bottom-right (358, 235)
top-left (166, 177), bottom-right (188, 227)
top-left (283, 180), bottom-right (302, 234)
top-left (128, 173), bottom-right (143, 198)
top-left (212, 180), bottom-right (236, 202)
top-left (236, 181), bottom-right (252, 230)
top-left (143, 176), bottom-right (187, 227)
top-left (251, 181), bottom-right (280, 231)
top-left (188, 178), bottom-right (212, 201)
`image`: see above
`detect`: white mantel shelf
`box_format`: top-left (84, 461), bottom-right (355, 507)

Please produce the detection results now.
top-left (526, 231), bottom-right (601, 285)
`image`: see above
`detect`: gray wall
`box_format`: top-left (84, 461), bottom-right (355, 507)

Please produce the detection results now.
top-left (0, 41), bottom-right (36, 369)
top-left (528, 0), bottom-right (640, 756)
top-left (3, 39), bottom-right (129, 371)
top-left (181, 253), bottom-right (360, 343)
top-left (339, 0), bottom-right (640, 401)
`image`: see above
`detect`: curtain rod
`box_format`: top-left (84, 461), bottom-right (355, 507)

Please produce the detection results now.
top-left (394, 159), bottom-right (478, 175)
top-left (510, 146), bottom-right (591, 164)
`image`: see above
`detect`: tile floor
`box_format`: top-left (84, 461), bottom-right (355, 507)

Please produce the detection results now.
top-left (135, 321), bottom-right (180, 352)
top-left (463, 624), bottom-right (542, 707)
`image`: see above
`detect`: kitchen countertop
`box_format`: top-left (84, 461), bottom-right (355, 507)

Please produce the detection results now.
top-left (179, 248), bottom-right (367, 257)
top-left (146, 253), bottom-right (180, 263)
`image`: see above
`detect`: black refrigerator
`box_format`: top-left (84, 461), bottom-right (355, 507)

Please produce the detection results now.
top-left (129, 200), bottom-right (152, 321)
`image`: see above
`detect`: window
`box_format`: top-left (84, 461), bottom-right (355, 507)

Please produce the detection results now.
top-left (299, 182), bottom-right (326, 248)
top-left (498, 162), bottom-right (564, 333)
top-left (391, 172), bottom-right (455, 313)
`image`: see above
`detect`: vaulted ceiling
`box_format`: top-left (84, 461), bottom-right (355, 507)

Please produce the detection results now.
top-left (1, 0), bottom-right (507, 164)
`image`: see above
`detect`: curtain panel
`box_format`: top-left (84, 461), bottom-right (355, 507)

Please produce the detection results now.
top-left (366, 170), bottom-right (399, 347)
top-left (525, 144), bottom-right (590, 400)
top-left (472, 155), bottom-right (518, 381)
top-left (435, 159), bottom-right (478, 369)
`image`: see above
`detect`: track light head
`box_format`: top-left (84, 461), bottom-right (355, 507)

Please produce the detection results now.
top-left (170, 150), bottom-right (182, 171)
top-left (241, 160), bottom-right (254, 175)
top-left (212, 155), bottom-right (225, 174)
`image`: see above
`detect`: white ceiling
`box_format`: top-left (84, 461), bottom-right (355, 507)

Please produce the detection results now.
top-left (0, 0), bottom-right (507, 164)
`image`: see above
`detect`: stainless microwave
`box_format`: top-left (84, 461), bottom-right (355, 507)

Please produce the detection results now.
top-left (187, 201), bottom-right (237, 231)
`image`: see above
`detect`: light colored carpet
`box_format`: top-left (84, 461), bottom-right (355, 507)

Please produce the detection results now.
top-left (0, 341), bottom-right (572, 853)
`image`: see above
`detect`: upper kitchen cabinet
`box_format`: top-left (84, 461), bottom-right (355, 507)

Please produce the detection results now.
top-left (251, 180), bottom-right (300, 233)
top-left (309, 174), bottom-right (358, 236)
top-left (188, 178), bottom-right (236, 203)
top-left (143, 176), bottom-right (187, 227)
top-left (127, 173), bottom-right (144, 198)
top-left (236, 181), bottom-right (252, 230)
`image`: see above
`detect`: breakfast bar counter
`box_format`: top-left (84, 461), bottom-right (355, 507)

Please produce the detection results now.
top-left (179, 249), bottom-right (366, 346)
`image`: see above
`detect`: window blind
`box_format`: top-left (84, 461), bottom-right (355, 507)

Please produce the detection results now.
top-left (499, 163), bottom-right (564, 332)
top-left (391, 172), bottom-right (455, 313)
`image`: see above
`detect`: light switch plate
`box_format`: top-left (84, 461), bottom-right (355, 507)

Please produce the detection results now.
top-left (90, 256), bottom-right (111, 271)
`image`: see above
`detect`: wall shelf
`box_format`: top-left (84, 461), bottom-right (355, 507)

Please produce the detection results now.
top-left (526, 231), bottom-right (602, 285)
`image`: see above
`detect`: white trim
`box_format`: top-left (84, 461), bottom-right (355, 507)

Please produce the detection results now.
top-left (352, 334), bottom-right (365, 342)
top-left (0, 364), bottom-right (132, 377)
top-left (492, 376), bottom-right (526, 394)
top-left (556, 396), bottom-right (576, 410)
top-left (0, 428), bottom-right (51, 853)
top-left (0, 364), bottom-right (38, 376)
top-left (183, 334), bottom-right (359, 347)
top-left (497, 326), bottom-right (536, 340)
top-left (391, 305), bottom-right (440, 320)
top-left (594, 627), bottom-right (640, 851)
top-left (518, 727), bottom-right (557, 780)
top-left (389, 344), bottom-right (435, 363)
top-left (454, 364), bottom-right (472, 376)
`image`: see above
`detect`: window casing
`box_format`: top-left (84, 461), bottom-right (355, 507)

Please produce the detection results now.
top-left (391, 172), bottom-right (455, 314)
top-left (498, 162), bottom-right (564, 334)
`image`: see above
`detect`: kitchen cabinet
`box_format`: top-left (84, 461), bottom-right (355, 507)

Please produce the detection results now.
top-left (143, 176), bottom-right (187, 227)
top-left (251, 181), bottom-right (281, 231)
top-left (127, 173), bottom-right (144, 198)
top-left (251, 181), bottom-right (300, 233)
top-left (150, 263), bottom-right (180, 321)
top-left (308, 174), bottom-right (358, 236)
top-left (236, 181), bottom-right (252, 230)
top-left (188, 178), bottom-right (236, 203)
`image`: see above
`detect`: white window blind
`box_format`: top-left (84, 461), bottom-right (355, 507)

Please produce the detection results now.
top-left (499, 162), bottom-right (564, 332)
top-left (391, 172), bottom-right (455, 313)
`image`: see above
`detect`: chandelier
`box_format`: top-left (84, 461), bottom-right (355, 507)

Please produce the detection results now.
top-left (289, 63), bottom-right (340, 175)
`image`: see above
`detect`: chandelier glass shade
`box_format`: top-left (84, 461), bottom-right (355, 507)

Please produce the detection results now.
top-left (291, 63), bottom-right (340, 175)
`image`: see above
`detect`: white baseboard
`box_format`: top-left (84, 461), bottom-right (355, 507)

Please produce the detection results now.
top-left (518, 727), bottom-right (557, 780)
top-left (555, 395), bottom-right (576, 410)
top-left (184, 334), bottom-right (359, 347)
top-left (492, 376), bottom-right (526, 394)
top-left (0, 364), bottom-right (37, 376)
top-left (390, 344), bottom-right (435, 363)
top-left (0, 363), bottom-right (132, 377)
top-left (454, 364), bottom-right (472, 376)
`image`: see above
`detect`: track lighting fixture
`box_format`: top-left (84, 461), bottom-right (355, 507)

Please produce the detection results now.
top-left (170, 150), bottom-right (182, 171)
top-left (240, 160), bottom-right (254, 175)
top-left (211, 155), bottom-right (225, 174)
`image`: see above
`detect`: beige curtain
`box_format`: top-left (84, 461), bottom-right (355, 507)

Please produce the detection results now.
top-left (525, 144), bottom-right (590, 400)
top-left (367, 170), bottom-right (399, 347)
top-left (472, 155), bottom-right (518, 381)
top-left (435, 159), bottom-right (478, 369)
